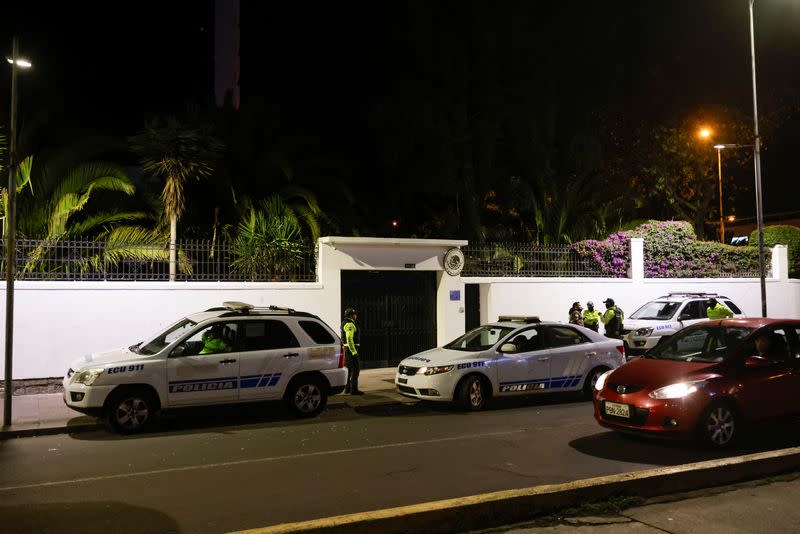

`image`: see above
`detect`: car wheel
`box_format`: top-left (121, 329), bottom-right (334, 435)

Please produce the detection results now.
top-left (698, 401), bottom-right (738, 449)
top-left (583, 366), bottom-right (608, 400)
top-left (286, 376), bottom-right (328, 418)
top-left (104, 387), bottom-right (158, 435)
top-left (458, 375), bottom-right (489, 411)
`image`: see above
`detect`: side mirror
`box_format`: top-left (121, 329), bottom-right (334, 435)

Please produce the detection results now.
top-left (745, 355), bottom-right (771, 367)
top-left (679, 313), bottom-right (693, 321)
top-left (170, 345), bottom-right (186, 358)
top-left (500, 343), bottom-right (517, 353)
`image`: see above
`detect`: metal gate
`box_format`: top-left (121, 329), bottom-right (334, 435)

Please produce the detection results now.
top-left (341, 271), bottom-right (437, 369)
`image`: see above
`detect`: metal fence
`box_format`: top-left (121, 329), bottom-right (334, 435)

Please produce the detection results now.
top-left (462, 243), bottom-right (608, 278)
top-left (0, 238), bottom-right (318, 282)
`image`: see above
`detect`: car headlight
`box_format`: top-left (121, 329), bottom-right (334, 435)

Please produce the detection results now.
top-left (649, 380), bottom-right (704, 399)
top-left (417, 365), bottom-right (454, 375)
top-left (72, 368), bottom-right (105, 386)
top-left (594, 370), bottom-right (614, 391)
top-left (634, 327), bottom-right (654, 336)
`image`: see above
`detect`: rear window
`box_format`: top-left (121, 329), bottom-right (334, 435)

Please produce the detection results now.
top-left (299, 320), bottom-right (336, 344)
top-left (724, 300), bottom-right (742, 314)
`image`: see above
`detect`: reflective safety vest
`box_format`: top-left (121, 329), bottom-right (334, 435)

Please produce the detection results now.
top-left (707, 303), bottom-right (734, 319)
top-left (583, 309), bottom-right (602, 326)
top-left (602, 306), bottom-right (624, 337)
top-left (341, 318), bottom-right (360, 355)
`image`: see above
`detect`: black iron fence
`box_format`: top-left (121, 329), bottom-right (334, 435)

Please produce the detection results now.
top-left (0, 238), bottom-right (317, 282)
top-left (462, 243), bottom-right (608, 278)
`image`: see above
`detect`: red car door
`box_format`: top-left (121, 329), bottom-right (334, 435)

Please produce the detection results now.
top-left (736, 328), bottom-right (798, 421)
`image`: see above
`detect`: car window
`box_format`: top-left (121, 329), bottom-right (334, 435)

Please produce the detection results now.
top-left (445, 326), bottom-right (516, 352)
top-left (180, 322), bottom-right (239, 356)
top-left (724, 300), bottom-right (742, 314)
top-left (647, 326), bottom-right (753, 363)
top-left (546, 326), bottom-right (588, 348)
top-left (746, 328), bottom-right (792, 363)
top-left (298, 320), bottom-right (336, 344)
top-left (630, 301), bottom-right (680, 320)
top-left (682, 301), bottom-right (706, 320)
top-left (790, 328), bottom-right (800, 359)
top-left (239, 320), bottom-right (301, 351)
top-left (504, 328), bottom-right (542, 353)
top-left (139, 318), bottom-right (197, 355)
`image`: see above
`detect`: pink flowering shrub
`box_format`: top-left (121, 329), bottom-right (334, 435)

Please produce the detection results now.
top-left (572, 220), bottom-right (765, 278)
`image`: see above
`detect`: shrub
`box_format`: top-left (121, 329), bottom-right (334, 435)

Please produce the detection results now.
top-left (750, 225), bottom-right (800, 278)
top-left (572, 220), bottom-right (766, 278)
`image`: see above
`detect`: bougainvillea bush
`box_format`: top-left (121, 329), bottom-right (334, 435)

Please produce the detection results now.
top-left (572, 220), bottom-right (766, 278)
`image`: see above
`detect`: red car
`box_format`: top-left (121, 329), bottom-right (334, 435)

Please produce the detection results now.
top-left (593, 318), bottom-right (800, 448)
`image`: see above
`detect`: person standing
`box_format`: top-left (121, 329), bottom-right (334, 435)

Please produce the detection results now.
top-left (706, 297), bottom-right (734, 319)
top-left (601, 298), bottom-right (624, 339)
top-left (341, 307), bottom-right (363, 395)
top-left (568, 301), bottom-right (584, 326)
top-left (582, 301), bottom-right (601, 332)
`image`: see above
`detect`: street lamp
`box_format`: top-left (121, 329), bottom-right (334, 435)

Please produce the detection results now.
top-left (748, 0), bottom-right (767, 317)
top-left (4, 37), bottom-right (32, 427)
top-left (712, 143), bottom-right (753, 245)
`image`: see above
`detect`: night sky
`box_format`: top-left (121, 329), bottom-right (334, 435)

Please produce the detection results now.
top-left (1, 0), bottom-right (799, 233)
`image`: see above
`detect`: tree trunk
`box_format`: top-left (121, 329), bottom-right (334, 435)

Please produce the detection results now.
top-left (169, 215), bottom-right (177, 282)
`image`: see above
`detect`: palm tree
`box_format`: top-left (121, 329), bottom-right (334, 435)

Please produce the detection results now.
top-left (130, 116), bottom-right (223, 280)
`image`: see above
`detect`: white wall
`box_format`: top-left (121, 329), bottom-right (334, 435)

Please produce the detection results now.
top-left (1, 239), bottom-right (795, 379)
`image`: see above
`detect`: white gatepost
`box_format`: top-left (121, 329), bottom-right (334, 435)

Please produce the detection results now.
top-left (630, 238), bottom-right (645, 282)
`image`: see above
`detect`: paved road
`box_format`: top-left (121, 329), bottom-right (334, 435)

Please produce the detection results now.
top-left (1, 394), bottom-right (798, 533)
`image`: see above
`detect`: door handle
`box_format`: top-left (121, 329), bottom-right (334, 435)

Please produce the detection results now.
top-left (537, 357), bottom-right (550, 362)
top-left (218, 359), bottom-right (237, 364)
top-left (283, 353), bottom-right (300, 358)
top-left (585, 352), bottom-right (597, 357)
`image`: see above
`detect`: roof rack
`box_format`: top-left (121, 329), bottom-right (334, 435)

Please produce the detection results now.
top-left (223, 301), bottom-right (255, 312)
top-left (664, 292), bottom-right (720, 297)
top-left (497, 316), bottom-right (540, 323)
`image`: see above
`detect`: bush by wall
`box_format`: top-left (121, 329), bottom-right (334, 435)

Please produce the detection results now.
top-left (750, 225), bottom-right (800, 278)
top-left (572, 220), bottom-right (766, 278)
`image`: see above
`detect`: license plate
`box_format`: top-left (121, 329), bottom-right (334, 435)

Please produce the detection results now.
top-left (397, 378), bottom-right (408, 384)
top-left (605, 401), bottom-right (630, 418)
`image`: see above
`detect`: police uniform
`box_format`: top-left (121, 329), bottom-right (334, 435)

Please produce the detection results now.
top-left (341, 309), bottom-right (362, 394)
top-left (582, 302), bottom-right (601, 332)
top-left (601, 298), bottom-right (624, 339)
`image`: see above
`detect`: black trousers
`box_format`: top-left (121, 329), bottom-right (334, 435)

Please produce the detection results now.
top-left (345, 350), bottom-right (360, 392)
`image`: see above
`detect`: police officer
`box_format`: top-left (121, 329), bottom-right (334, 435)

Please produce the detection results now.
top-left (341, 307), bottom-right (363, 395)
top-left (706, 297), bottom-right (734, 319)
top-left (582, 301), bottom-right (601, 332)
top-left (601, 298), bottom-right (624, 339)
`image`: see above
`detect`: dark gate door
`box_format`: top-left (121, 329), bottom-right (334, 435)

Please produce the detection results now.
top-left (341, 271), bottom-right (437, 369)
top-left (465, 284), bottom-right (480, 331)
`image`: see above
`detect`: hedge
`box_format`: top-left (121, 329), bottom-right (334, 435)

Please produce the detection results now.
top-left (750, 225), bottom-right (800, 278)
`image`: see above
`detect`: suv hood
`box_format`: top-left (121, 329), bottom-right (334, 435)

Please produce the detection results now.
top-left (606, 357), bottom-right (718, 390)
top-left (400, 347), bottom-right (490, 366)
top-left (69, 348), bottom-right (135, 372)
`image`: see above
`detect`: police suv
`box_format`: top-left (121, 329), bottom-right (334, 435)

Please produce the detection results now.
top-left (63, 302), bottom-right (347, 433)
top-left (623, 292), bottom-right (745, 356)
top-left (395, 316), bottom-right (625, 410)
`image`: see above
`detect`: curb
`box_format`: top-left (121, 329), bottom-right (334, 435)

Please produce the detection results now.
top-left (0, 420), bottom-right (103, 439)
top-left (229, 446), bottom-right (800, 534)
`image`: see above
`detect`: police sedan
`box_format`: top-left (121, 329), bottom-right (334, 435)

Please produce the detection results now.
top-left (395, 316), bottom-right (626, 410)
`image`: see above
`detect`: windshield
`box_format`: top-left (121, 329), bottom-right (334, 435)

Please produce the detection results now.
top-left (138, 318), bottom-right (198, 355)
top-left (630, 301), bottom-right (681, 320)
top-left (646, 326), bottom-right (753, 363)
top-left (444, 325), bottom-right (516, 352)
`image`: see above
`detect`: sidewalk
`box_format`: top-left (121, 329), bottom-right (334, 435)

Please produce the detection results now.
top-left (0, 367), bottom-right (401, 439)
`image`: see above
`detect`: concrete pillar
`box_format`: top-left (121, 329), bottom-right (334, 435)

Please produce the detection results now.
top-left (630, 238), bottom-right (644, 282)
top-left (771, 245), bottom-right (789, 281)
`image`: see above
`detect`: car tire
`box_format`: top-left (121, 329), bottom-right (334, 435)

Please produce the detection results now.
top-left (457, 374), bottom-right (489, 411)
top-left (583, 366), bottom-right (609, 400)
top-left (104, 387), bottom-right (159, 435)
top-left (697, 401), bottom-right (739, 449)
top-left (286, 376), bottom-right (328, 418)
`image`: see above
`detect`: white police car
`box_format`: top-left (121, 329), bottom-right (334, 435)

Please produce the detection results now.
top-left (63, 302), bottom-right (347, 433)
top-left (395, 316), bottom-right (625, 410)
top-left (623, 292), bottom-right (744, 356)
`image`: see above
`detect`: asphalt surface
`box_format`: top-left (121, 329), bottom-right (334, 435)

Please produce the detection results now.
top-left (1, 394), bottom-right (799, 534)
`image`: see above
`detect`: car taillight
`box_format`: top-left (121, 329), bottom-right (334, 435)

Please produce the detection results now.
top-left (616, 345), bottom-right (625, 355)
top-left (338, 343), bottom-right (345, 368)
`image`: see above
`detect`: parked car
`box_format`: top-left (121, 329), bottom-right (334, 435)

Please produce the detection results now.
top-left (623, 292), bottom-right (744, 357)
top-left (395, 316), bottom-right (626, 410)
top-left (594, 318), bottom-right (800, 448)
top-left (63, 302), bottom-right (347, 433)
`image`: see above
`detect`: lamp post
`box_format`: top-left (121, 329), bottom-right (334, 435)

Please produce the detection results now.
top-left (749, 0), bottom-right (767, 317)
top-left (4, 37), bottom-right (31, 427)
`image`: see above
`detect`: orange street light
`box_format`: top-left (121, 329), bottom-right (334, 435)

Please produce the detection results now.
top-left (698, 127), bottom-right (713, 140)
top-left (727, 215), bottom-right (736, 222)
